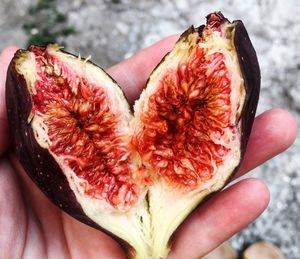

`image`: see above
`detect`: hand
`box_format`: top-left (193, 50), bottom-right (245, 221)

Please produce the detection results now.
top-left (0, 37), bottom-right (297, 259)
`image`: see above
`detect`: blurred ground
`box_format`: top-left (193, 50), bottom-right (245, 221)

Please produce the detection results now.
top-left (1, 0), bottom-right (299, 258)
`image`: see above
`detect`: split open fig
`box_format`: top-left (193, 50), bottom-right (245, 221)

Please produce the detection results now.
top-left (6, 12), bottom-right (260, 259)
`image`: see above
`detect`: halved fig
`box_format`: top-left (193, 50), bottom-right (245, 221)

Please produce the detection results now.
top-left (6, 12), bottom-right (260, 259)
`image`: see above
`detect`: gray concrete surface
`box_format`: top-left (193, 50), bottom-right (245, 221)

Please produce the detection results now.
top-left (1, 0), bottom-right (299, 258)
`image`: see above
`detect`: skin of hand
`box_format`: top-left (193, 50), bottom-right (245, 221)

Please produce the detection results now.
top-left (0, 37), bottom-right (297, 259)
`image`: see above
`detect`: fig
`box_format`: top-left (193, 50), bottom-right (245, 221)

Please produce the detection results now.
top-left (6, 12), bottom-right (260, 259)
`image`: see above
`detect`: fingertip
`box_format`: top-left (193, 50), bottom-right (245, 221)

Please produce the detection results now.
top-left (0, 46), bottom-right (19, 81)
top-left (263, 108), bottom-right (298, 149)
top-left (1, 46), bottom-right (19, 53)
top-left (255, 108), bottom-right (298, 154)
top-left (236, 178), bottom-right (270, 212)
top-left (0, 46), bottom-right (19, 61)
top-left (169, 178), bottom-right (270, 259)
top-left (237, 108), bottom-right (298, 177)
top-left (210, 178), bottom-right (270, 221)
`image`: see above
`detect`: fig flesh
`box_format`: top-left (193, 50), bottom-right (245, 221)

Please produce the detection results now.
top-left (6, 12), bottom-right (260, 259)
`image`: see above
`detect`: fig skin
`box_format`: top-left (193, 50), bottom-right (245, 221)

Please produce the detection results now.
top-left (5, 12), bottom-right (260, 259)
top-left (234, 19), bottom-right (261, 156)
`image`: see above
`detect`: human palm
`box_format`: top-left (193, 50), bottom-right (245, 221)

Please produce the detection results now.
top-left (0, 37), bottom-right (297, 259)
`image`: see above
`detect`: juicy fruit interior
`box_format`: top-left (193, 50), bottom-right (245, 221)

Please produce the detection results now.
top-left (134, 46), bottom-right (234, 192)
top-left (16, 14), bottom-right (246, 259)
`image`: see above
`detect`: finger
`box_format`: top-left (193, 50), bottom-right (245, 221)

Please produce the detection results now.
top-left (0, 46), bottom-right (18, 156)
top-left (107, 35), bottom-right (179, 104)
top-left (0, 158), bottom-right (27, 259)
top-left (169, 178), bottom-right (270, 259)
top-left (235, 108), bottom-right (297, 178)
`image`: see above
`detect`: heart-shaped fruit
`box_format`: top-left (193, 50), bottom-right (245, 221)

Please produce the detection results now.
top-left (6, 12), bottom-right (260, 259)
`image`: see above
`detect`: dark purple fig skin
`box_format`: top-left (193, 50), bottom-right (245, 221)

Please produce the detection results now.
top-left (5, 51), bottom-right (134, 258)
top-left (234, 20), bottom-right (261, 156)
